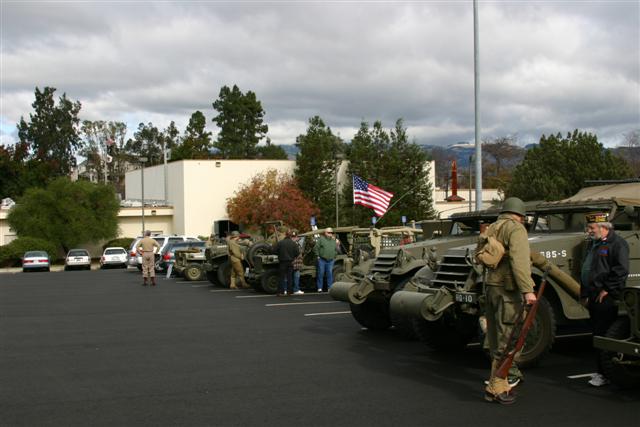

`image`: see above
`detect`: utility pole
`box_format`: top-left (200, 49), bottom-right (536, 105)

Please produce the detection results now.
top-left (473, 0), bottom-right (483, 210)
top-left (162, 136), bottom-right (168, 202)
top-left (139, 157), bottom-right (148, 234)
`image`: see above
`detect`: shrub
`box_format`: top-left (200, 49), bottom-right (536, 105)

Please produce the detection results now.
top-left (0, 237), bottom-right (59, 267)
top-left (103, 237), bottom-right (135, 251)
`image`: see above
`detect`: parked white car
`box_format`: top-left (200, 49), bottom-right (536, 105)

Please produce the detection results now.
top-left (64, 249), bottom-right (91, 271)
top-left (100, 247), bottom-right (128, 269)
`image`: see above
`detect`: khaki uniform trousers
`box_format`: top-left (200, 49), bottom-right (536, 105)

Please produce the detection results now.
top-left (142, 252), bottom-right (156, 278)
top-left (485, 284), bottom-right (524, 394)
top-left (230, 258), bottom-right (246, 288)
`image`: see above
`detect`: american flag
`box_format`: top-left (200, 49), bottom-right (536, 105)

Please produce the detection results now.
top-left (352, 175), bottom-right (394, 217)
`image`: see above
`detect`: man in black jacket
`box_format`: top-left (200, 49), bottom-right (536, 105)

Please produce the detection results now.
top-left (580, 212), bottom-right (629, 387)
top-left (273, 229), bottom-right (300, 296)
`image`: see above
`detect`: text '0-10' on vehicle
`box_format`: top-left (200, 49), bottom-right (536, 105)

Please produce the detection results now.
top-left (22, 251), bottom-right (51, 272)
top-left (100, 247), bottom-right (128, 269)
top-left (64, 249), bottom-right (91, 271)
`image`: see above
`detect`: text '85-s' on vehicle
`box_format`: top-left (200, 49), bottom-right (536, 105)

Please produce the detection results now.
top-left (389, 182), bottom-right (640, 367)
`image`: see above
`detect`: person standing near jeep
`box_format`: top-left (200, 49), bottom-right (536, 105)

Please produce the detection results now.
top-left (273, 229), bottom-right (300, 296)
top-left (482, 197), bottom-right (537, 405)
top-left (138, 230), bottom-right (160, 286)
top-left (581, 212), bottom-right (629, 387)
top-left (228, 231), bottom-right (249, 289)
top-left (314, 227), bottom-right (338, 293)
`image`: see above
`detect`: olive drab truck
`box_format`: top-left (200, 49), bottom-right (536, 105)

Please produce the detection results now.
top-left (390, 181), bottom-right (640, 367)
top-left (329, 209), bottom-right (521, 338)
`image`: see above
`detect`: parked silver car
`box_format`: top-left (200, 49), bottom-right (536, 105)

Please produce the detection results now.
top-left (22, 251), bottom-right (51, 272)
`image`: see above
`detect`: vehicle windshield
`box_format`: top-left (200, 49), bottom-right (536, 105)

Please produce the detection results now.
top-left (105, 248), bottom-right (126, 255)
top-left (69, 250), bottom-right (88, 257)
top-left (25, 251), bottom-right (47, 258)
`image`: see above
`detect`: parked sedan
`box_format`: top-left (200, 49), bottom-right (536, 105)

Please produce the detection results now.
top-left (22, 251), bottom-right (51, 272)
top-left (100, 247), bottom-right (128, 269)
top-left (64, 249), bottom-right (92, 271)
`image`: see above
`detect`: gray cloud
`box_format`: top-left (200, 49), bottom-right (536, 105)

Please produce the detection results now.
top-left (1, 1), bottom-right (638, 148)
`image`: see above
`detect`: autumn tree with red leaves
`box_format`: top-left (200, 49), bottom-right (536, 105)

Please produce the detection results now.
top-left (226, 169), bottom-right (320, 232)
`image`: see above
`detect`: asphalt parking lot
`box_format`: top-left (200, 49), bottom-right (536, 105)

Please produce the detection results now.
top-left (1, 269), bottom-right (638, 427)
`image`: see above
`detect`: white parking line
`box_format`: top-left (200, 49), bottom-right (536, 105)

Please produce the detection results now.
top-left (191, 284), bottom-right (209, 288)
top-left (236, 294), bottom-right (277, 298)
top-left (266, 301), bottom-right (340, 307)
top-left (567, 373), bottom-right (596, 379)
top-left (210, 289), bottom-right (242, 293)
top-left (304, 311), bottom-right (351, 317)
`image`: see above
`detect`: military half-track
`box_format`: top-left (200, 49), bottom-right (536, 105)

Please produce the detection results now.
top-left (391, 182), bottom-right (640, 367)
top-left (329, 210), bottom-right (512, 337)
top-left (594, 285), bottom-right (640, 388)
top-left (249, 226), bottom-right (423, 294)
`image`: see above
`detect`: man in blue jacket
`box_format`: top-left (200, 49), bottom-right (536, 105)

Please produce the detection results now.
top-left (580, 212), bottom-right (629, 387)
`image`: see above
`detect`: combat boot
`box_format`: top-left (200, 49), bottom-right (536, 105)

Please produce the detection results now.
top-left (229, 277), bottom-right (238, 289)
top-left (239, 278), bottom-right (251, 289)
top-left (484, 390), bottom-right (517, 405)
top-left (142, 278), bottom-right (148, 286)
top-left (151, 278), bottom-right (156, 287)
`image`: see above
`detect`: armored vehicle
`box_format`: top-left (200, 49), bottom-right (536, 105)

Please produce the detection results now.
top-left (593, 285), bottom-right (640, 388)
top-left (391, 182), bottom-right (640, 367)
top-left (249, 226), bottom-right (423, 294)
top-left (329, 209), bottom-right (519, 337)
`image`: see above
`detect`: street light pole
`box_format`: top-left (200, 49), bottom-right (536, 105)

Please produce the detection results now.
top-left (473, 0), bottom-right (483, 210)
top-left (139, 156), bottom-right (148, 234)
top-left (335, 154), bottom-right (344, 227)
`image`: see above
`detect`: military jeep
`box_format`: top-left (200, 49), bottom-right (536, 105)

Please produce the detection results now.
top-left (594, 285), bottom-right (640, 388)
top-left (248, 226), bottom-right (423, 294)
top-left (390, 182), bottom-right (640, 367)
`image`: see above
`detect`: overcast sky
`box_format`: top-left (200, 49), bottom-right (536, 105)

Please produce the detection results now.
top-left (1, 1), bottom-right (638, 149)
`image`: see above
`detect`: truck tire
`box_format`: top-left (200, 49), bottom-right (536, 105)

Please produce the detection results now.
top-left (332, 263), bottom-right (345, 283)
top-left (247, 242), bottom-right (272, 267)
top-left (349, 298), bottom-right (392, 331)
top-left (389, 279), bottom-right (416, 340)
top-left (184, 263), bottom-right (203, 281)
top-left (217, 260), bottom-right (231, 288)
top-left (599, 317), bottom-right (640, 388)
top-left (206, 270), bottom-right (218, 285)
top-left (260, 269), bottom-right (279, 294)
top-left (412, 309), bottom-right (478, 351)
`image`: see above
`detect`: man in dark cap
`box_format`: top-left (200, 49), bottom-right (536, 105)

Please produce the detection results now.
top-left (581, 212), bottom-right (629, 387)
top-left (480, 197), bottom-right (536, 405)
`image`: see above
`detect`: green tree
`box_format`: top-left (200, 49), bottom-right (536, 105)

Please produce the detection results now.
top-left (80, 121), bottom-right (130, 196)
top-left (16, 86), bottom-right (82, 180)
top-left (346, 120), bottom-right (434, 226)
top-left (8, 177), bottom-right (120, 253)
top-left (124, 122), bottom-right (164, 167)
top-left (482, 136), bottom-right (525, 191)
top-left (256, 138), bottom-right (288, 159)
top-left (294, 116), bottom-right (344, 226)
top-left (170, 111), bottom-right (211, 161)
top-left (508, 130), bottom-right (633, 201)
top-left (0, 141), bottom-right (30, 198)
top-left (212, 85), bottom-right (268, 159)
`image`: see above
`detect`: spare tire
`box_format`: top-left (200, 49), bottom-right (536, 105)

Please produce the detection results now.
top-left (216, 260), bottom-right (232, 288)
top-left (247, 242), bottom-right (272, 268)
top-left (260, 269), bottom-right (280, 294)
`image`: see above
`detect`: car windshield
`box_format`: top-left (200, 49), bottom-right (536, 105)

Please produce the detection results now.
top-left (25, 251), bottom-right (47, 258)
top-left (154, 237), bottom-right (166, 247)
top-left (105, 248), bottom-right (125, 255)
top-left (69, 250), bottom-right (88, 257)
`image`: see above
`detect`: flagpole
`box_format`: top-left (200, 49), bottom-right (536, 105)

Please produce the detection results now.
top-left (375, 183), bottom-right (421, 225)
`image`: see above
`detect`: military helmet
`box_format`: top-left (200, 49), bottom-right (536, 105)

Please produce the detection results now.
top-left (230, 230), bottom-right (240, 237)
top-left (501, 197), bottom-right (526, 217)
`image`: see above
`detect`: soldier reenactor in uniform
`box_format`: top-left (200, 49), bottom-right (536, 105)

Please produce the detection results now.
top-left (228, 231), bottom-right (250, 289)
top-left (580, 212), bottom-right (629, 387)
top-left (482, 197), bottom-right (537, 405)
top-left (137, 230), bottom-right (160, 286)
